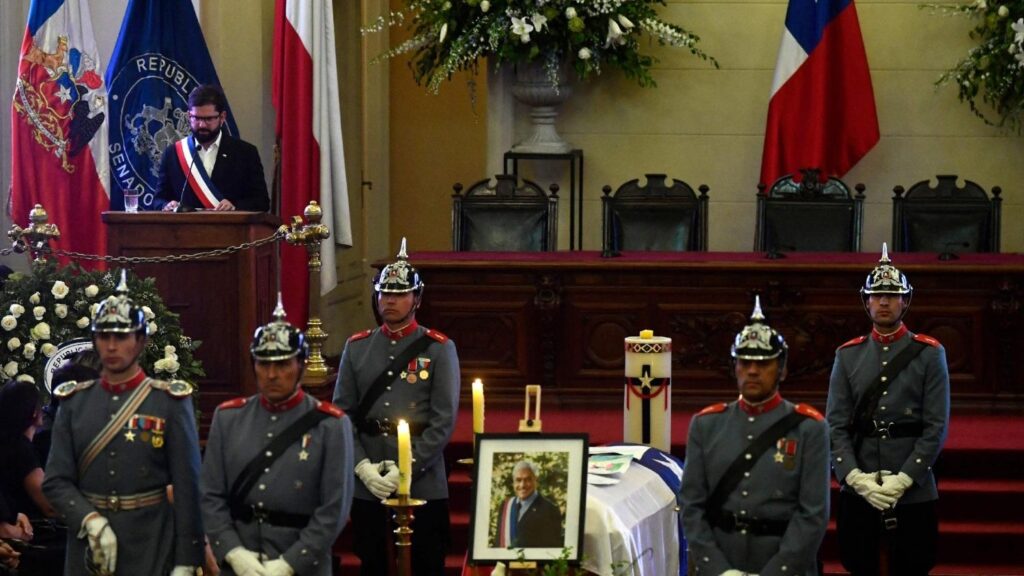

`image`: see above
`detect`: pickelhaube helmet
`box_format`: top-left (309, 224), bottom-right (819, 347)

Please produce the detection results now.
top-left (91, 270), bottom-right (147, 335)
top-left (731, 296), bottom-right (788, 366)
top-left (861, 243), bottom-right (913, 296)
top-left (374, 237), bottom-right (424, 294)
top-left (250, 294), bottom-right (308, 361)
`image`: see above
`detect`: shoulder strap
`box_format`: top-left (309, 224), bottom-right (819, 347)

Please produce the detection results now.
top-left (350, 334), bottom-right (435, 427)
top-left (707, 410), bottom-right (807, 519)
top-left (79, 380), bottom-right (153, 477)
top-left (228, 407), bottom-right (330, 505)
top-left (852, 340), bottom-right (928, 434)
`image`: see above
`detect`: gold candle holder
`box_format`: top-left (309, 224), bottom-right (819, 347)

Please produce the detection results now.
top-left (383, 495), bottom-right (427, 576)
top-left (282, 201), bottom-right (333, 387)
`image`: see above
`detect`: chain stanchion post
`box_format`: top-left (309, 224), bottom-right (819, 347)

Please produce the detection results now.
top-left (283, 201), bottom-right (333, 387)
top-left (7, 204), bottom-right (60, 262)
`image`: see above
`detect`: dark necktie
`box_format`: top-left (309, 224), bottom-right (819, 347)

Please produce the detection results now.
top-left (510, 499), bottom-right (521, 543)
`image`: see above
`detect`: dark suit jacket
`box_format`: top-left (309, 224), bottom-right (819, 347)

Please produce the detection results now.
top-left (511, 493), bottom-right (563, 548)
top-left (155, 134), bottom-right (270, 211)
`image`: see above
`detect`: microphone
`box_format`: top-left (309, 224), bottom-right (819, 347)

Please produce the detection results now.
top-left (938, 241), bottom-right (970, 261)
top-left (174, 137), bottom-right (199, 212)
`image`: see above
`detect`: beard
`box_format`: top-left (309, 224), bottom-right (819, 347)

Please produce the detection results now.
top-left (193, 126), bottom-right (221, 145)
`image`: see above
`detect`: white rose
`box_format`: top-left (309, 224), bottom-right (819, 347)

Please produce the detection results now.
top-left (15, 374), bottom-right (34, 384)
top-left (33, 306), bottom-right (46, 321)
top-left (616, 14), bottom-right (635, 30)
top-left (999, 5), bottom-right (1009, 17)
top-left (89, 303), bottom-right (100, 317)
top-left (142, 306), bottom-right (155, 320)
top-left (23, 342), bottom-right (36, 359)
top-left (578, 47), bottom-right (593, 60)
top-left (7, 337), bottom-right (21, 351)
top-left (76, 317), bottom-right (91, 329)
top-left (480, 0), bottom-right (490, 12)
top-left (42, 343), bottom-right (58, 357)
top-left (29, 292), bottom-right (41, 305)
top-left (1, 316), bottom-right (17, 331)
top-left (439, 22), bottom-right (448, 43)
top-left (9, 304), bottom-right (24, 318)
top-left (51, 280), bottom-right (70, 300)
top-left (565, 7), bottom-right (577, 18)
top-left (148, 322), bottom-right (158, 335)
top-left (85, 284), bottom-right (99, 298)
top-left (30, 322), bottom-right (51, 341)
top-left (164, 345), bottom-right (177, 355)
top-left (55, 304), bottom-right (68, 319)
top-left (3, 361), bottom-right (18, 377)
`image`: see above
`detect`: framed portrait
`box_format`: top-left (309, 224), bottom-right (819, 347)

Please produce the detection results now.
top-left (468, 433), bottom-right (589, 563)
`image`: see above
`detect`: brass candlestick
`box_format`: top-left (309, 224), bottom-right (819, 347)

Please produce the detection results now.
top-left (8, 204), bottom-right (61, 261)
top-left (383, 495), bottom-right (427, 576)
top-left (282, 201), bottom-right (333, 387)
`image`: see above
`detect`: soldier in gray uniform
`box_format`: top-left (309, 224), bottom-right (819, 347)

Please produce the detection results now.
top-left (43, 272), bottom-right (205, 575)
top-left (333, 238), bottom-right (460, 576)
top-left (826, 244), bottom-right (950, 576)
top-left (681, 297), bottom-right (830, 576)
top-left (201, 298), bottom-right (354, 576)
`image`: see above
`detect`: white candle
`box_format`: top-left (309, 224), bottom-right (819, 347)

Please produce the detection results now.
top-left (472, 378), bottom-right (485, 435)
top-left (397, 419), bottom-right (412, 496)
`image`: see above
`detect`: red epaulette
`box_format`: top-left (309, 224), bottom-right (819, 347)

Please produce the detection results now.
top-left (795, 403), bottom-right (825, 421)
top-left (218, 397), bottom-right (248, 410)
top-left (913, 333), bottom-right (941, 348)
top-left (317, 401), bottom-right (344, 418)
top-left (837, 335), bottom-right (868, 351)
top-left (695, 402), bottom-right (728, 417)
top-left (426, 329), bottom-right (448, 344)
top-left (347, 329), bottom-right (372, 343)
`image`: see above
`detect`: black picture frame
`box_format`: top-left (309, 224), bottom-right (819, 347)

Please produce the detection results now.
top-left (468, 433), bottom-right (589, 563)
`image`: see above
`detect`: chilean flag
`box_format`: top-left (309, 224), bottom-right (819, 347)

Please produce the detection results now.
top-left (759, 0), bottom-right (879, 188)
top-left (272, 0), bottom-right (352, 326)
top-left (11, 0), bottom-right (109, 266)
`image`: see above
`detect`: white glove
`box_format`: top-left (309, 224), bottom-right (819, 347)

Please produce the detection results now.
top-left (719, 570), bottom-right (745, 576)
top-left (263, 557), bottom-right (295, 576)
top-left (381, 461), bottom-right (401, 491)
top-left (170, 566), bottom-right (197, 576)
top-left (845, 469), bottom-right (896, 511)
top-left (83, 514), bottom-right (117, 575)
top-left (355, 458), bottom-right (397, 500)
top-left (878, 471), bottom-right (914, 500)
top-left (225, 546), bottom-right (267, 576)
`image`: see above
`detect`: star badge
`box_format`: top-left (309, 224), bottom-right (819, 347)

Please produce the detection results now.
top-left (773, 451), bottom-right (784, 463)
top-left (124, 430), bottom-right (136, 442)
top-left (299, 450), bottom-right (309, 461)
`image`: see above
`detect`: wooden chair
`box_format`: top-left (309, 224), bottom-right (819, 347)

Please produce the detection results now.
top-left (754, 168), bottom-right (865, 256)
top-left (600, 174), bottom-right (709, 257)
top-left (892, 175), bottom-right (1001, 256)
top-left (451, 174), bottom-right (559, 251)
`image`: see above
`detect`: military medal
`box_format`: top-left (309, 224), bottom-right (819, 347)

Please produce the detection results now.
top-left (419, 369), bottom-right (429, 380)
top-left (783, 439), bottom-right (797, 470)
top-left (774, 438), bottom-right (785, 463)
top-left (418, 358), bottom-right (431, 381)
top-left (140, 430), bottom-right (151, 442)
top-left (299, 434), bottom-right (311, 461)
top-left (124, 429), bottom-right (136, 442)
top-left (152, 432), bottom-right (164, 448)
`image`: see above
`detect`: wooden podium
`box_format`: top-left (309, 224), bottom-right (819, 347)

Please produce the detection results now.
top-left (102, 211), bottom-right (280, 430)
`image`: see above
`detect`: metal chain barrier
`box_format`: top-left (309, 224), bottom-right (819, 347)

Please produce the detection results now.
top-left (4, 227), bottom-right (288, 265)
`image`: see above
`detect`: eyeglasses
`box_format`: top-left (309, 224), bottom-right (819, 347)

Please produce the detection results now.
top-left (189, 113), bottom-right (222, 125)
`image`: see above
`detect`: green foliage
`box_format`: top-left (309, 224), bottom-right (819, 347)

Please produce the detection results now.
top-left (364, 0), bottom-right (718, 94)
top-left (927, 0), bottom-right (1024, 130)
top-left (0, 259), bottom-right (204, 395)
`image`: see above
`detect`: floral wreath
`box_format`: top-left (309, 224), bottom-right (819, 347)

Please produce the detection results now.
top-left (0, 259), bottom-right (204, 396)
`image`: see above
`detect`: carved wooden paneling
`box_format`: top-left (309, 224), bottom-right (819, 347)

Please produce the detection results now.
top-left (405, 252), bottom-right (1024, 411)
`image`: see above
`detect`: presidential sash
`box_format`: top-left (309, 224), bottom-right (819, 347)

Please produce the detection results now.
top-left (174, 136), bottom-right (223, 209)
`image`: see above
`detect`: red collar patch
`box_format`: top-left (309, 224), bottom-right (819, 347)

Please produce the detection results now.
top-left (260, 388), bottom-right (306, 413)
top-left (382, 320), bottom-right (419, 340)
top-left (872, 324), bottom-right (908, 344)
top-left (739, 392), bottom-right (783, 415)
top-left (101, 370), bottom-right (146, 394)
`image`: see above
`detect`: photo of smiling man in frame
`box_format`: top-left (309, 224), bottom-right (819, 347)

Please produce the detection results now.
top-left (469, 434), bottom-right (587, 564)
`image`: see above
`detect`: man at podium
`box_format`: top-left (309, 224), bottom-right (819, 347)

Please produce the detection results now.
top-left (155, 84), bottom-right (269, 212)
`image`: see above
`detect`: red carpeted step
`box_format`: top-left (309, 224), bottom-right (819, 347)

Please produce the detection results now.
top-left (824, 560), bottom-right (1024, 575)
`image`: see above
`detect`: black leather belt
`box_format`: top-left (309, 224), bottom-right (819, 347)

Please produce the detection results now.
top-left (356, 418), bottom-right (427, 436)
top-left (712, 510), bottom-right (788, 537)
top-left (230, 505), bottom-right (309, 529)
top-left (862, 421), bottom-right (923, 439)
